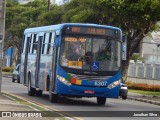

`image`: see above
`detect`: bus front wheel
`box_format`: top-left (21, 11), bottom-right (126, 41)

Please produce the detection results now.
top-left (49, 92), bottom-right (58, 103)
top-left (97, 97), bottom-right (106, 105)
top-left (122, 95), bottom-right (127, 100)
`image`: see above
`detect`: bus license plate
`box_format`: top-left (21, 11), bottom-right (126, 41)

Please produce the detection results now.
top-left (84, 90), bottom-right (95, 94)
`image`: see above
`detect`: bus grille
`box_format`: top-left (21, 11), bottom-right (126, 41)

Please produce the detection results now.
top-left (68, 73), bottom-right (112, 81)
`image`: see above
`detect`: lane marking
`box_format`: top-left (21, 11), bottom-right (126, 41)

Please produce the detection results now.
top-left (2, 91), bottom-right (83, 120)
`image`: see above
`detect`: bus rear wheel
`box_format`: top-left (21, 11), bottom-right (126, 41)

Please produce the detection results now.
top-left (28, 75), bottom-right (35, 96)
top-left (49, 92), bottom-right (58, 103)
top-left (97, 97), bottom-right (106, 105)
top-left (36, 90), bottom-right (43, 97)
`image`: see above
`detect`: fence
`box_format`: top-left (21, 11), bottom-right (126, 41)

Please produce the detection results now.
top-left (128, 62), bottom-right (160, 80)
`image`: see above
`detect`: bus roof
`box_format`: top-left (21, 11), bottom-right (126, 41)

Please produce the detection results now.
top-left (24, 23), bottom-right (121, 34)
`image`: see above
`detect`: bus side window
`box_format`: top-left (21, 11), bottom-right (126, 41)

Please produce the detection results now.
top-left (49, 32), bottom-right (55, 54)
top-left (47, 33), bottom-right (52, 54)
top-left (42, 33), bottom-right (46, 54)
top-left (21, 35), bottom-right (25, 53)
top-left (27, 35), bottom-right (32, 53)
top-left (43, 33), bottom-right (50, 54)
top-left (30, 34), bottom-right (36, 53)
top-left (31, 34), bottom-right (38, 54)
top-left (23, 35), bottom-right (28, 53)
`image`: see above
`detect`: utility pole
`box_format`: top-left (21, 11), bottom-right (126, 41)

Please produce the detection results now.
top-left (0, 0), bottom-right (6, 93)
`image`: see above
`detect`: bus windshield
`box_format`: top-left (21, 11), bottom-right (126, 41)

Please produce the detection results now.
top-left (60, 36), bottom-right (121, 71)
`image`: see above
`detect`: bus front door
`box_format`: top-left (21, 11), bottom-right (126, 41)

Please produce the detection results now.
top-left (35, 33), bottom-right (43, 88)
top-left (23, 34), bottom-right (31, 85)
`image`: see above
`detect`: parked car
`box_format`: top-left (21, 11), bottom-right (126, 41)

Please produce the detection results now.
top-left (119, 81), bottom-right (128, 100)
top-left (12, 64), bottom-right (20, 83)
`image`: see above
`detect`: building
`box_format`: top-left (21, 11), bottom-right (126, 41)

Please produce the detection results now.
top-left (141, 31), bottom-right (160, 64)
top-left (4, 47), bottom-right (13, 67)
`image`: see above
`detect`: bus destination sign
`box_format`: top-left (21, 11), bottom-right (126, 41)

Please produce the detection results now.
top-left (72, 27), bottom-right (105, 35)
top-left (64, 26), bottom-right (120, 38)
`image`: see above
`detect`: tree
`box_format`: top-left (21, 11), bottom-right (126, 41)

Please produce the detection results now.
top-left (5, 0), bottom-right (48, 64)
top-left (5, 0), bottom-right (160, 77)
top-left (131, 54), bottom-right (145, 63)
top-left (37, 5), bottom-right (64, 25)
top-left (62, 0), bottom-right (160, 77)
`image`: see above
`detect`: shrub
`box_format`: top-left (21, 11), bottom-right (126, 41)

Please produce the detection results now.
top-left (2, 67), bottom-right (14, 72)
top-left (126, 81), bottom-right (160, 92)
top-left (131, 54), bottom-right (145, 63)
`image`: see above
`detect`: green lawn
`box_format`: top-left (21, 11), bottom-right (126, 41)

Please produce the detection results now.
top-left (129, 89), bottom-right (160, 96)
top-left (2, 72), bottom-right (12, 75)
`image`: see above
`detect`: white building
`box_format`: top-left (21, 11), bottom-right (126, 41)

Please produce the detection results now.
top-left (141, 31), bottom-right (160, 64)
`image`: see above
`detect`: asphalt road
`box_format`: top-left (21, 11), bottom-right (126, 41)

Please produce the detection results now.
top-left (1, 77), bottom-right (160, 120)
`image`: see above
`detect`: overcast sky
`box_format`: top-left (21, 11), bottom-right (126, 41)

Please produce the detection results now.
top-left (55, 0), bottom-right (60, 4)
top-left (54, 0), bottom-right (69, 5)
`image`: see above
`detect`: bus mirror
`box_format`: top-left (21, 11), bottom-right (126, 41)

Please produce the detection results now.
top-left (122, 34), bottom-right (127, 60)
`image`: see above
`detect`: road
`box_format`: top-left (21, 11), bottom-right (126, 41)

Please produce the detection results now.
top-left (1, 77), bottom-right (160, 120)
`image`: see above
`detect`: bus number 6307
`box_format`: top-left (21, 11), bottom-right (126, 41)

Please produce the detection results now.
top-left (95, 81), bottom-right (107, 86)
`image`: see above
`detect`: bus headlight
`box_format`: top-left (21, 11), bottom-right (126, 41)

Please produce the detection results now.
top-left (57, 75), bottom-right (71, 86)
top-left (107, 80), bottom-right (120, 89)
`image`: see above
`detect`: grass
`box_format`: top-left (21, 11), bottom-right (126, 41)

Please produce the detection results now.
top-left (129, 89), bottom-right (160, 96)
top-left (2, 72), bottom-right (12, 75)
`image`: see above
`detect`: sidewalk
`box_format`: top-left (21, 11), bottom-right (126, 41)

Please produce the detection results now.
top-left (0, 93), bottom-right (67, 120)
top-left (0, 93), bottom-right (35, 111)
top-left (0, 93), bottom-right (41, 120)
top-left (128, 92), bottom-right (160, 106)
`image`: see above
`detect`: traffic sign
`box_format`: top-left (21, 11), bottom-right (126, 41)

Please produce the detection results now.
top-left (91, 62), bottom-right (99, 70)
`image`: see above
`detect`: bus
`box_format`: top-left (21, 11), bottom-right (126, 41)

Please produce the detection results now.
top-left (20, 23), bottom-right (126, 105)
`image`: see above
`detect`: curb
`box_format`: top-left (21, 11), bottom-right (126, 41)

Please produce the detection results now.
top-left (2, 91), bottom-right (78, 120)
top-left (127, 96), bottom-right (160, 106)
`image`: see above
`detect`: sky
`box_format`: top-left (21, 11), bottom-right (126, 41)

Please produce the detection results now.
top-left (54, 0), bottom-right (70, 5)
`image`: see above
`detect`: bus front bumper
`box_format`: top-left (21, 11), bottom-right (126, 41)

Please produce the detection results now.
top-left (56, 81), bottom-right (120, 98)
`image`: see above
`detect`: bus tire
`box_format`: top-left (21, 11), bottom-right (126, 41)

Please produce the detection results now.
top-left (28, 75), bottom-right (35, 96)
top-left (12, 78), bottom-right (15, 82)
top-left (47, 76), bottom-right (50, 91)
top-left (36, 90), bottom-right (43, 97)
top-left (49, 92), bottom-right (58, 103)
top-left (97, 97), bottom-right (106, 105)
top-left (122, 95), bottom-right (127, 100)
top-left (17, 76), bottom-right (20, 83)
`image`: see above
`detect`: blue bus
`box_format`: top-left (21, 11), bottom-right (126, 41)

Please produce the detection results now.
top-left (20, 23), bottom-right (126, 105)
